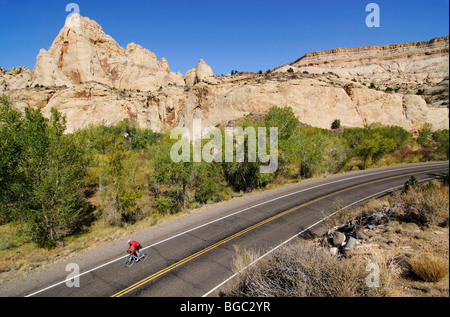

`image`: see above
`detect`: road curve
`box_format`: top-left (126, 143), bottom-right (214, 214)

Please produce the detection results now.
top-left (4, 162), bottom-right (448, 297)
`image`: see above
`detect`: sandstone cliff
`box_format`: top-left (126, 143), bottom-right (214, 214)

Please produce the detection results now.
top-left (32, 14), bottom-right (185, 91)
top-left (276, 37), bottom-right (449, 93)
top-left (185, 59), bottom-right (216, 87)
top-left (1, 14), bottom-right (448, 133)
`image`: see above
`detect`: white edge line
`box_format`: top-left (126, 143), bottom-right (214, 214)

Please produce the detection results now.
top-left (25, 163), bottom-right (446, 297)
top-left (202, 177), bottom-right (437, 297)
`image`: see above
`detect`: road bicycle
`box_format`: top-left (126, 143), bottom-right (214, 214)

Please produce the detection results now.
top-left (125, 249), bottom-right (149, 268)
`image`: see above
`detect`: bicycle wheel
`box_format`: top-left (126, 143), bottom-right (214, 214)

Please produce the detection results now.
top-left (140, 249), bottom-right (149, 261)
top-left (125, 255), bottom-right (135, 268)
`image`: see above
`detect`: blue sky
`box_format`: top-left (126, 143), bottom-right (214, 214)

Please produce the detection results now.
top-left (0, 0), bottom-right (448, 75)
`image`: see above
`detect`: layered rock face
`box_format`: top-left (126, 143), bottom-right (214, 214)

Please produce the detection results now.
top-left (276, 37), bottom-right (449, 104)
top-left (1, 14), bottom-right (448, 133)
top-left (277, 37), bottom-right (448, 82)
top-left (177, 76), bottom-right (448, 133)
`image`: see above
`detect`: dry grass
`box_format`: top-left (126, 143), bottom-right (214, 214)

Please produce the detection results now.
top-left (232, 245), bottom-right (260, 273)
top-left (395, 181), bottom-right (449, 227)
top-left (221, 241), bottom-right (389, 297)
top-left (376, 146), bottom-right (435, 167)
top-left (409, 253), bottom-right (449, 282)
top-left (220, 179), bottom-right (449, 297)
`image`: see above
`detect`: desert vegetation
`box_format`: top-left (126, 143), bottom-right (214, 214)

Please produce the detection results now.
top-left (220, 177), bottom-right (449, 297)
top-left (226, 242), bottom-right (385, 297)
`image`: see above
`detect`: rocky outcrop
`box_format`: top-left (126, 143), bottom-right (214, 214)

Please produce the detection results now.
top-left (176, 74), bottom-right (448, 132)
top-left (1, 14), bottom-right (448, 133)
top-left (277, 37), bottom-right (449, 85)
top-left (177, 80), bottom-right (367, 131)
top-left (19, 73), bottom-right (443, 134)
top-left (32, 49), bottom-right (74, 87)
top-left (31, 14), bottom-right (185, 91)
top-left (37, 83), bottom-right (186, 133)
top-left (185, 59), bottom-right (215, 87)
top-left (0, 67), bottom-right (32, 91)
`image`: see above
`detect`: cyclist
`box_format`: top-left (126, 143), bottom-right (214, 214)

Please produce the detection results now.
top-left (127, 240), bottom-right (142, 261)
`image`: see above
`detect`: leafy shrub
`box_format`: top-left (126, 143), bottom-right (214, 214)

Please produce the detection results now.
top-left (331, 119), bottom-right (341, 130)
top-left (432, 129), bottom-right (449, 159)
top-left (261, 105), bottom-right (299, 140)
top-left (417, 123), bottom-right (433, 147)
top-left (155, 195), bottom-right (178, 215)
top-left (343, 125), bottom-right (411, 169)
top-left (354, 133), bottom-right (396, 169)
top-left (375, 125), bottom-right (411, 148)
top-left (403, 175), bottom-right (418, 193)
top-left (286, 127), bottom-right (347, 178)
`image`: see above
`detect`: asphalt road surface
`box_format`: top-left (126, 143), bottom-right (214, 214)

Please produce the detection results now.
top-left (4, 162), bottom-right (448, 297)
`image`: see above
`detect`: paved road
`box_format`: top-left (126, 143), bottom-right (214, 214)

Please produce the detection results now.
top-left (5, 162), bottom-right (448, 297)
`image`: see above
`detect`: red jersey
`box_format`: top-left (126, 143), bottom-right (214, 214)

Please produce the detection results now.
top-left (127, 240), bottom-right (140, 254)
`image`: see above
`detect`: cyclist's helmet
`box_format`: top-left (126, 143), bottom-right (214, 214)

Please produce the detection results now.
top-left (127, 239), bottom-right (132, 244)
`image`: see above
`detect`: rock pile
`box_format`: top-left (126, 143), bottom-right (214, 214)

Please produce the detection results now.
top-left (323, 206), bottom-right (394, 256)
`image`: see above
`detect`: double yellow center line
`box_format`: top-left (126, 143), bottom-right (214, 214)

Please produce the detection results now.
top-left (111, 167), bottom-right (447, 297)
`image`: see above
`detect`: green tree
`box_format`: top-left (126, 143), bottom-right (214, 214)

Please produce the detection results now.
top-left (26, 132), bottom-right (87, 247)
top-left (191, 161), bottom-right (228, 204)
top-left (354, 132), bottom-right (396, 169)
top-left (222, 116), bottom-right (278, 192)
top-left (342, 125), bottom-right (409, 169)
top-left (0, 95), bottom-right (26, 222)
top-left (154, 195), bottom-right (178, 215)
top-left (286, 127), bottom-right (347, 178)
top-left (417, 123), bottom-right (433, 147)
top-left (153, 134), bottom-right (193, 208)
top-left (374, 124), bottom-right (411, 149)
top-left (432, 129), bottom-right (449, 159)
top-left (17, 107), bottom-right (88, 247)
top-left (222, 158), bottom-right (261, 192)
top-left (112, 118), bottom-right (159, 150)
top-left (262, 106), bottom-right (299, 140)
top-left (342, 127), bottom-right (371, 149)
top-left (99, 143), bottom-right (145, 225)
